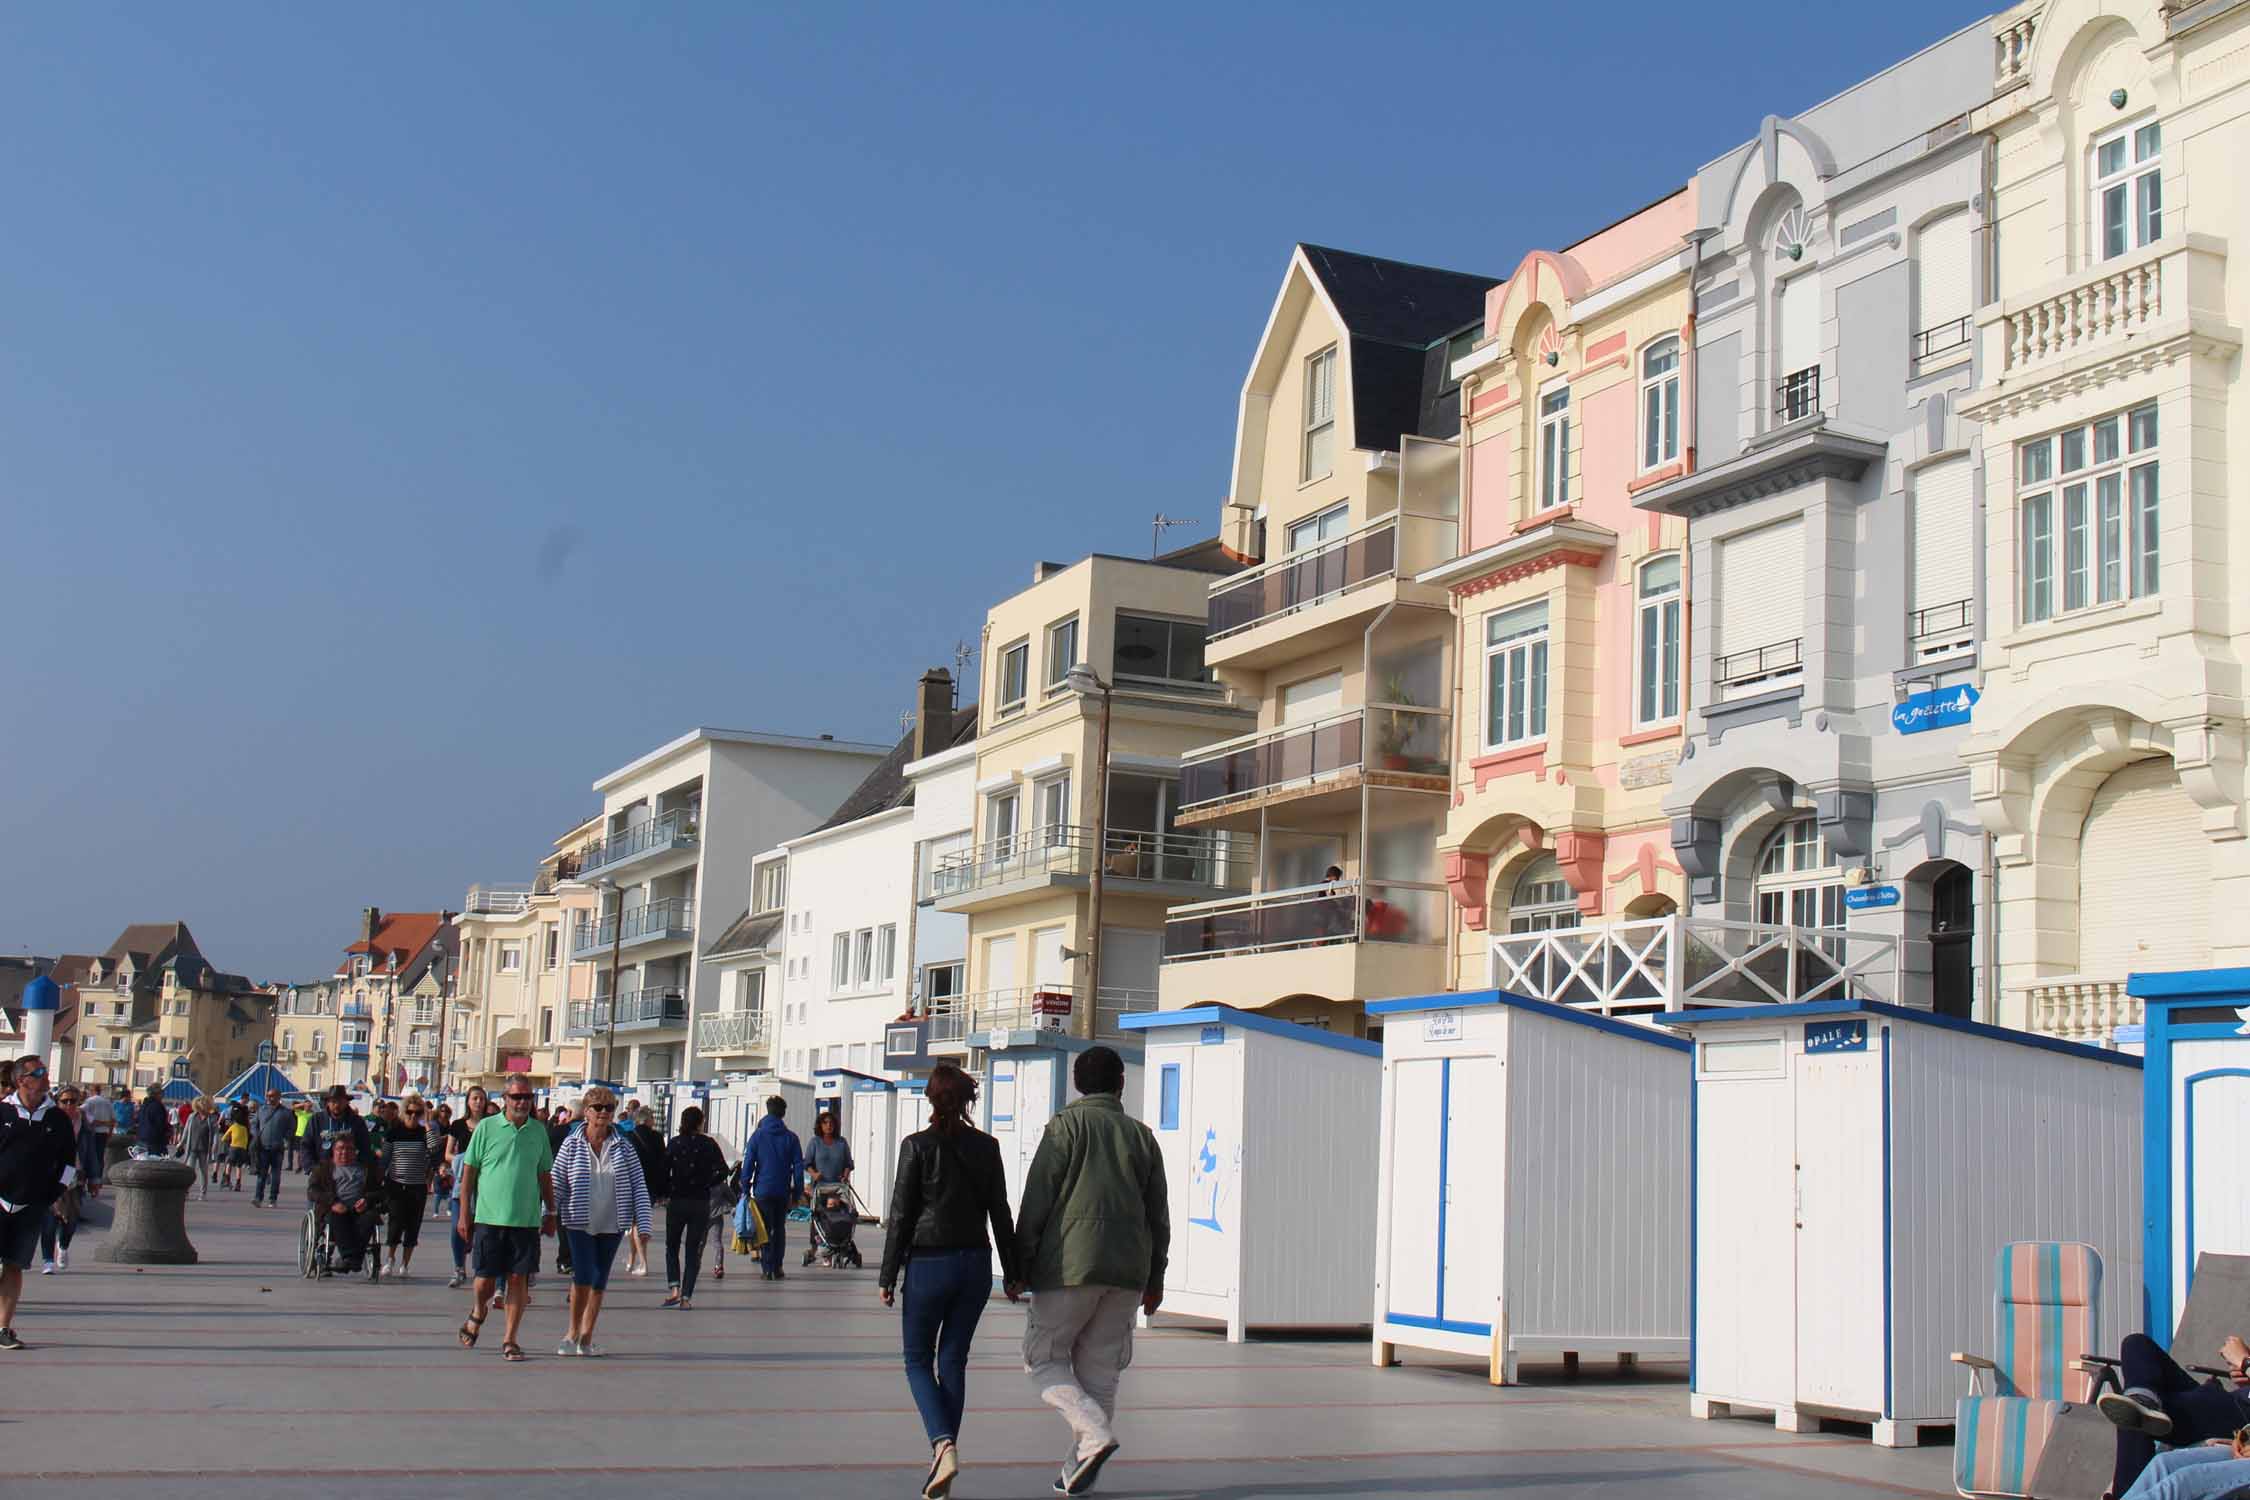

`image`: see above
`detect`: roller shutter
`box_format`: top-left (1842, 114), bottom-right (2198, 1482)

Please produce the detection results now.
top-left (1918, 212), bottom-right (1973, 334)
top-left (2078, 759), bottom-right (2210, 976)
top-left (1715, 519), bottom-right (1804, 662)
top-left (1912, 457), bottom-right (1976, 618)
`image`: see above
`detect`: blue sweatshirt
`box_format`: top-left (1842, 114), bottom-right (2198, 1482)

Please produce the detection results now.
top-left (740, 1115), bottom-right (803, 1201)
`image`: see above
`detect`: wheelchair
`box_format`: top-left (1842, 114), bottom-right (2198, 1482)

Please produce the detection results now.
top-left (299, 1199), bottom-right (385, 1281)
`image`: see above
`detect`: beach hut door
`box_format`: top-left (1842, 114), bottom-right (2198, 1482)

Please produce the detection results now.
top-left (1793, 1049), bottom-right (1884, 1414)
top-left (1181, 1046), bottom-right (1238, 1298)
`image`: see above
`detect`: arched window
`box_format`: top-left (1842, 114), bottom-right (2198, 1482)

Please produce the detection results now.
top-left (1639, 337), bottom-right (1680, 469)
top-left (1509, 855), bottom-right (1579, 934)
top-left (1755, 817), bottom-right (1843, 928)
top-left (1636, 554), bottom-right (1682, 727)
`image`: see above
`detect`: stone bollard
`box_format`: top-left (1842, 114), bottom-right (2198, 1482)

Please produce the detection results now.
top-left (104, 1133), bottom-right (132, 1174)
top-left (95, 1155), bottom-right (199, 1265)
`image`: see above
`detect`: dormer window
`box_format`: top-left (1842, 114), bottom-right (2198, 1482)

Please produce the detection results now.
top-left (2093, 120), bottom-right (2161, 261)
top-left (1302, 345), bottom-right (1337, 482)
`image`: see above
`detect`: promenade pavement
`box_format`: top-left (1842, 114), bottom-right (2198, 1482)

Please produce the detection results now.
top-left (7, 1182), bottom-right (1965, 1499)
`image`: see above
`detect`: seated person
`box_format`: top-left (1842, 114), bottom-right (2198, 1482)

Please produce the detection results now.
top-left (2119, 1435), bottom-right (2250, 1500)
top-left (2100, 1330), bottom-right (2250, 1496)
top-left (307, 1138), bottom-right (379, 1272)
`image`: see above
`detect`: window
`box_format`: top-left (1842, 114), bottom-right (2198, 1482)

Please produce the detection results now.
top-left (986, 789), bottom-right (1021, 855)
top-left (312, 1030), bottom-right (324, 1054)
top-left (831, 933), bottom-right (851, 992)
top-left (1302, 345), bottom-right (1337, 481)
top-left (922, 961), bottom-right (963, 1004)
top-left (854, 928), bottom-right (875, 987)
top-left (1482, 600), bottom-right (1550, 750)
top-left (1112, 613), bottom-right (1211, 685)
top-left (2018, 403), bottom-right (2158, 623)
top-left (538, 1008), bottom-right (553, 1044)
top-left (1044, 615), bottom-right (1080, 692)
top-left (997, 640), bottom-right (1029, 714)
top-left (1636, 555), bottom-right (1683, 727)
top-left (1158, 1064), bottom-right (1180, 1130)
top-left (2093, 120), bottom-right (2161, 261)
top-left (1286, 502), bottom-right (1348, 553)
top-left (1910, 457), bottom-right (1977, 659)
top-left (1914, 212), bottom-right (1974, 357)
top-left (753, 861), bottom-right (787, 914)
top-left (1639, 339), bottom-right (1680, 470)
top-left (877, 924), bottom-right (897, 983)
top-left (1508, 855), bottom-right (1578, 933)
top-left (498, 943), bottom-right (522, 974)
top-left (1755, 817), bottom-right (1844, 929)
top-left (281, 1029), bottom-right (293, 1050)
top-left (1538, 385), bottom-right (1570, 509)
top-left (543, 926), bottom-right (559, 971)
top-left (1034, 772), bottom-right (1072, 846)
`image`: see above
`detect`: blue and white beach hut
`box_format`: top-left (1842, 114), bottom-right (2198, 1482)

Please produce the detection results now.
top-left (1118, 1006), bottom-right (1380, 1341)
top-left (2130, 966), bottom-right (2250, 1335)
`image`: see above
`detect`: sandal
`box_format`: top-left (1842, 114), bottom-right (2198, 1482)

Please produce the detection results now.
top-left (501, 1341), bottom-right (526, 1362)
top-left (662, 1289), bottom-right (681, 1307)
top-left (458, 1312), bottom-right (487, 1348)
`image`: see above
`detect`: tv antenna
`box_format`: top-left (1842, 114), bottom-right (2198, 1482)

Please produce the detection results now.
top-left (1152, 512), bottom-right (1200, 557)
top-left (952, 639), bottom-right (978, 706)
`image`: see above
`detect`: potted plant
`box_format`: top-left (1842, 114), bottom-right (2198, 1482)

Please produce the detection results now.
top-left (1375, 672), bottom-right (1419, 771)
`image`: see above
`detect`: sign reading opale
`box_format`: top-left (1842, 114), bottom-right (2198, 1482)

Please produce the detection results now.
top-left (1423, 1009), bottom-right (1462, 1042)
top-left (1804, 1018), bottom-right (1869, 1054)
top-left (1892, 683), bottom-right (1980, 735)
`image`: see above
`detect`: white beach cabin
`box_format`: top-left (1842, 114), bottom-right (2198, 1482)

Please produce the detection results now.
top-left (1365, 988), bottom-right (1693, 1383)
top-left (812, 1070), bottom-right (895, 1215)
top-left (979, 1031), bottom-right (1143, 1279)
top-left (1668, 999), bottom-right (2142, 1445)
top-left (706, 1073), bottom-right (813, 1160)
top-left (1116, 1005), bottom-right (1380, 1341)
top-left (2131, 967), bottom-right (2250, 1335)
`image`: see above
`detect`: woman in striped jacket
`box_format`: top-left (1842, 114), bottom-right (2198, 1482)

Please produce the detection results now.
top-left (549, 1084), bottom-right (652, 1358)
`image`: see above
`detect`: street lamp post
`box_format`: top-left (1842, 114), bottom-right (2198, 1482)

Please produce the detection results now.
top-left (428, 940), bottom-right (451, 1097)
top-left (1065, 664), bottom-right (1113, 1041)
top-left (595, 878), bottom-right (624, 1084)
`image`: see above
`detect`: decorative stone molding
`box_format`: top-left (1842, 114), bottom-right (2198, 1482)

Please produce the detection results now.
top-left (1553, 830), bottom-right (1610, 916)
top-left (1451, 550), bottom-right (1603, 600)
top-left (1445, 851), bottom-right (1492, 931)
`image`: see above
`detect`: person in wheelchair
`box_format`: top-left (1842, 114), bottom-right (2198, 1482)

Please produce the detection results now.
top-left (307, 1137), bottom-right (381, 1275)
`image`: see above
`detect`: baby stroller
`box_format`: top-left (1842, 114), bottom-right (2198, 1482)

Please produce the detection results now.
top-left (801, 1181), bottom-right (867, 1270)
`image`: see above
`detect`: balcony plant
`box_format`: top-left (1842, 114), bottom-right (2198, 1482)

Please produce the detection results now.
top-left (1374, 673), bottom-right (1421, 772)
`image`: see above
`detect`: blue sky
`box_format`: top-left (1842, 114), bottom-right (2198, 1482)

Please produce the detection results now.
top-left (0, 1), bottom-right (1987, 979)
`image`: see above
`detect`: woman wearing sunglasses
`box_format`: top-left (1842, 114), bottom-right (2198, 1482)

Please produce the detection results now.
top-left (550, 1085), bottom-right (652, 1356)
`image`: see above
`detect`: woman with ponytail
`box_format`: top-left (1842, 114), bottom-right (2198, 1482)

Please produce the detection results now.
top-left (878, 1062), bottom-right (1020, 1500)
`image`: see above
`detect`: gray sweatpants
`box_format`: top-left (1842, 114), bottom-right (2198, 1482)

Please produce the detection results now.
top-left (1023, 1284), bottom-right (1140, 1457)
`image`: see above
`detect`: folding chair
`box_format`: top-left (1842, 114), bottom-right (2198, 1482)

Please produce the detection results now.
top-left (1952, 1243), bottom-right (2104, 1499)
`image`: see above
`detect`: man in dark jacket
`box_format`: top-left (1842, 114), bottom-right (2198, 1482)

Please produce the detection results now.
top-left (741, 1097), bottom-right (803, 1281)
top-left (1013, 1046), bottom-right (1169, 1497)
top-left (253, 1089), bottom-right (295, 1207)
top-left (1, 1054), bottom-right (82, 1349)
top-left (134, 1084), bottom-right (173, 1156)
top-left (313, 1086), bottom-right (374, 1167)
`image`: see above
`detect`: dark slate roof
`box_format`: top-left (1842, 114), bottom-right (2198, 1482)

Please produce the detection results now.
top-left (1297, 244), bottom-right (1498, 452)
top-left (702, 911), bottom-right (785, 960)
top-left (806, 705), bottom-right (980, 836)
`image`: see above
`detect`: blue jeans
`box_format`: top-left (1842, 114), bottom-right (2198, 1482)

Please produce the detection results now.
top-left (254, 1144), bottom-right (285, 1204)
top-left (899, 1247), bottom-right (992, 1446)
top-left (2122, 1447), bottom-right (2250, 1500)
top-left (756, 1196), bottom-right (790, 1275)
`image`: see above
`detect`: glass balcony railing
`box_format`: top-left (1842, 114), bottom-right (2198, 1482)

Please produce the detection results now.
top-left (1209, 517), bottom-right (1397, 642)
top-left (1162, 878), bottom-right (1446, 962)
top-left (572, 896), bottom-right (696, 956)
top-left (566, 986), bottom-right (688, 1035)
top-left (1178, 707), bottom-right (1449, 812)
top-left (925, 986), bottom-right (1157, 1049)
top-left (920, 826), bottom-right (1252, 904)
top-left (579, 810), bottom-right (699, 877)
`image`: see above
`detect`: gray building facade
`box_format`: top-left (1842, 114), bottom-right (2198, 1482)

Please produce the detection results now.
top-left (1633, 25), bottom-right (1997, 1018)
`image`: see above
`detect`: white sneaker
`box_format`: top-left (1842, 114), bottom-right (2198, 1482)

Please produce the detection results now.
top-left (556, 1337), bottom-right (581, 1357)
top-left (55, 1248), bottom-right (67, 1271)
top-left (39, 1260), bottom-right (55, 1275)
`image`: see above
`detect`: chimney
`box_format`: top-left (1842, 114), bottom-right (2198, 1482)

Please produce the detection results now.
top-left (915, 668), bottom-right (955, 760)
top-left (361, 907), bottom-right (382, 945)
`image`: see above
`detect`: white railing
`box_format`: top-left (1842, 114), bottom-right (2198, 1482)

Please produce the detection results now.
top-left (695, 1009), bottom-right (771, 1055)
top-left (2020, 976), bottom-right (2137, 1045)
top-left (1997, 253), bottom-right (2162, 375)
top-left (464, 883), bottom-right (533, 915)
top-left (926, 986), bottom-right (1157, 1047)
top-left (922, 826), bottom-right (1252, 903)
top-left (1995, 9), bottom-right (2038, 89)
top-left (1487, 915), bottom-right (1903, 1016)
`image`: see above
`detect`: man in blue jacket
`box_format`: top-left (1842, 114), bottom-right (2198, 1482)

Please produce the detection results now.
top-left (740, 1096), bottom-right (802, 1281)
top-left (134, 1085), bottom-right (173, 1157)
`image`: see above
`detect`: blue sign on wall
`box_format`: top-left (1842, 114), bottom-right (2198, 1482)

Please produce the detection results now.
top-left (1893, 683), bottom-right (1980, 735)
top-left (1805, 1019), bottom-right (1869, 1054)
top-left (1844, 884), bottom-right (1901, 911)
top-left (1199, 1025), bottom-right (1227, 1046)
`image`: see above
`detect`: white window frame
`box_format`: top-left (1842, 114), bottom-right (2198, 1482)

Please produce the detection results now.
top-left (877, 924), bottom-right (897, 984)
top-left (1302, 345), bottom-right (1337, 482)
top-left (1508, 855), bottom-right (1579, 934)
top-left (2018, 402), bottom-right (2157, 625)
top-left (1537, 383), bottom-right (1571, 510)
top-left (830, 932), bottom-right (852, 993)
top-left (996, 639), bottom-right (1029, 715)
top-left (1638, 339), bottom-right (1680, 471)
top-left (1285, 502), bottom-right (1348, 554)
top-left (854, 928), bottom-right (875, 987)
top-left (1481, 600), bottom-right (1550, 752)
top-left (1754, 817), bottom-right (1844, 929)
top-left (986, 788), bottom-right (1021, 857)
top-left (497, 942), bottom-right (523, 975)
top-left (1034, 771), bottom-right (1072, 847)
top-left (2092, 118), bottom-right (2162, 263)
top-left (1635, 553), bottom-right (1683, 729)
top-left (1043, 614), bottom-right (1080, 693)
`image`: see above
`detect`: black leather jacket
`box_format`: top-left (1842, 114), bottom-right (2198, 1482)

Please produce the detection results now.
top-left (878, 1125), bottom-right (1019, 1292)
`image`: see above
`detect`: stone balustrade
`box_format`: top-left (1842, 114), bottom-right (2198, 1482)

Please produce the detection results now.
top-left (2021, 976), bottom-right (2137, 1046)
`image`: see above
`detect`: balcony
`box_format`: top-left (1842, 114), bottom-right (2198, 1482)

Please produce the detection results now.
top-left (1176, 706), bottom-right (1450, 828)
top-left (572, 896), bottom-right (697, 958)
top-left (926, 986), bottom-right (1157, 1054)
top-left (695, 1009), bottom-right (771, 1057)
top-left (578, 810), bottom-right (699, 880)
top-left (2019, 976), bottom-right (2136, 1047)
top-left (922, 827), bottom-right (1252, 914)
top-left (402, 1035), bottom-right (441, 1062)
top-left (337, 1042), bottom-right (371, 1061)
top-left (340, 1003), bottom-right (371, 1020)
top-left (1775, 366), bottom-right (1821, 424)
top-left (1713, 638), bottom-right (1803, 699)
top-left (1156, 879), bottom-right (1447, 1011)
top-left (463, 883), bottom-right (533, 916)
top-left (565, 987), bottom-right (689, 1037)
top-left (1486, 916), bottom-right (1903, 1019)
top-left (1204, 512), bottom-right (1457, 672)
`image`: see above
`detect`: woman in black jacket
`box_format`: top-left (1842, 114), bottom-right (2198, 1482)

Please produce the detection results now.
top-left (878, 1063), bottom-right (1019, 1500)
top-left (659, 1106), bottom-right (727, 1309)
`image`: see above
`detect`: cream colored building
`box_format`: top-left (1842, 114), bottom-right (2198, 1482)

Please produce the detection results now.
top-left (454, 817), bottom-right (601, 1090)
top-left (274, 979), bottom-right (343, 1094)
top-left (70, 922), bottom-right (274, 1091)
top-left (1958, 0), bottom-right (2250, 1039)
top-left (927, 551), bottom-right (1254, 1054)
top-left (331, 909), bottom-right (452, 1094)
top-left (1163, 246), bottom-right (1496, 1032)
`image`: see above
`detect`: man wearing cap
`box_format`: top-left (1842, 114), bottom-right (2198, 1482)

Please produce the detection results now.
top-left (0, 1054), bottom-right (80, 1349)
top-left (456, 1073), bottom-right (555, 1363)
top-left (314, 1086), bottom-right (374, 1165)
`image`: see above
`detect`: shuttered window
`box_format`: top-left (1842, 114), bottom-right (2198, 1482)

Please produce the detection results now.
top-left (2078, 759), bottom-right (2209, 977)
top-left (1281, 670), bottom-right (1343, 724)
top-left (1916, 213), bottom-right (1973, 348)
top-left (1778, 273), bottom-right (1820, 376)
top-left (1911, 457), bottom-right (1975, 658)
top-left (1715, 519), bottom-right (1804, 692)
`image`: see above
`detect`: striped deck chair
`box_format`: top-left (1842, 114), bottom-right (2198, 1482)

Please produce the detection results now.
top-left (1952, 1242), bottom-right (2104, 1500)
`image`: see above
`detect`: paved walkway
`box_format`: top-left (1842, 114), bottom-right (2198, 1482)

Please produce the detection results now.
top-left (9, 1184), bottom-right (1962, 1498)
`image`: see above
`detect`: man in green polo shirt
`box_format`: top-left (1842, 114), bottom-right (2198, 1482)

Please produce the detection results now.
top-left (455, 1074), bottom-right (554, 1363)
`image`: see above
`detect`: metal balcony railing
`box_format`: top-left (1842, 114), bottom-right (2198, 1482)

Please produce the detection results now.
top-left (1911, 317), bottom-right (1972, 360)
top-left (925, 986), bottom-right (1158, 1048)
top-left (1162, 879), bottom-right (1447, 962)
top-left (463, 883), bottom-right (533, 915)
top-left (1179, 706), bottom-right (1449, 812)
top-left (922, 826), bottom-right (1252, 903)
top-left (1486, 915), bottom-right (1902, 1016)
top-left (579, 810), bottom-right (698, 876)
top-left (1208, 516), bottom-right (1397, 642)
top-left (695, 1009), bottom-right (771, 1054)
top-left (1775, 366), bottom-right (1821, 423)
top-left (573, 896), bottom-right (697, 955)
top-left (1714, 638), bottom-right (1803, 693)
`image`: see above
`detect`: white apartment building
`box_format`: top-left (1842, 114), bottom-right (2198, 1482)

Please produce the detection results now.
top-left (571, 726), bottom-right (887, 1086)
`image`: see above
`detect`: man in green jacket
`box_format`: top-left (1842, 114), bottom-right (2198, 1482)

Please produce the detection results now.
top-left (1009, 1045), bottom-right (1169, 1497)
